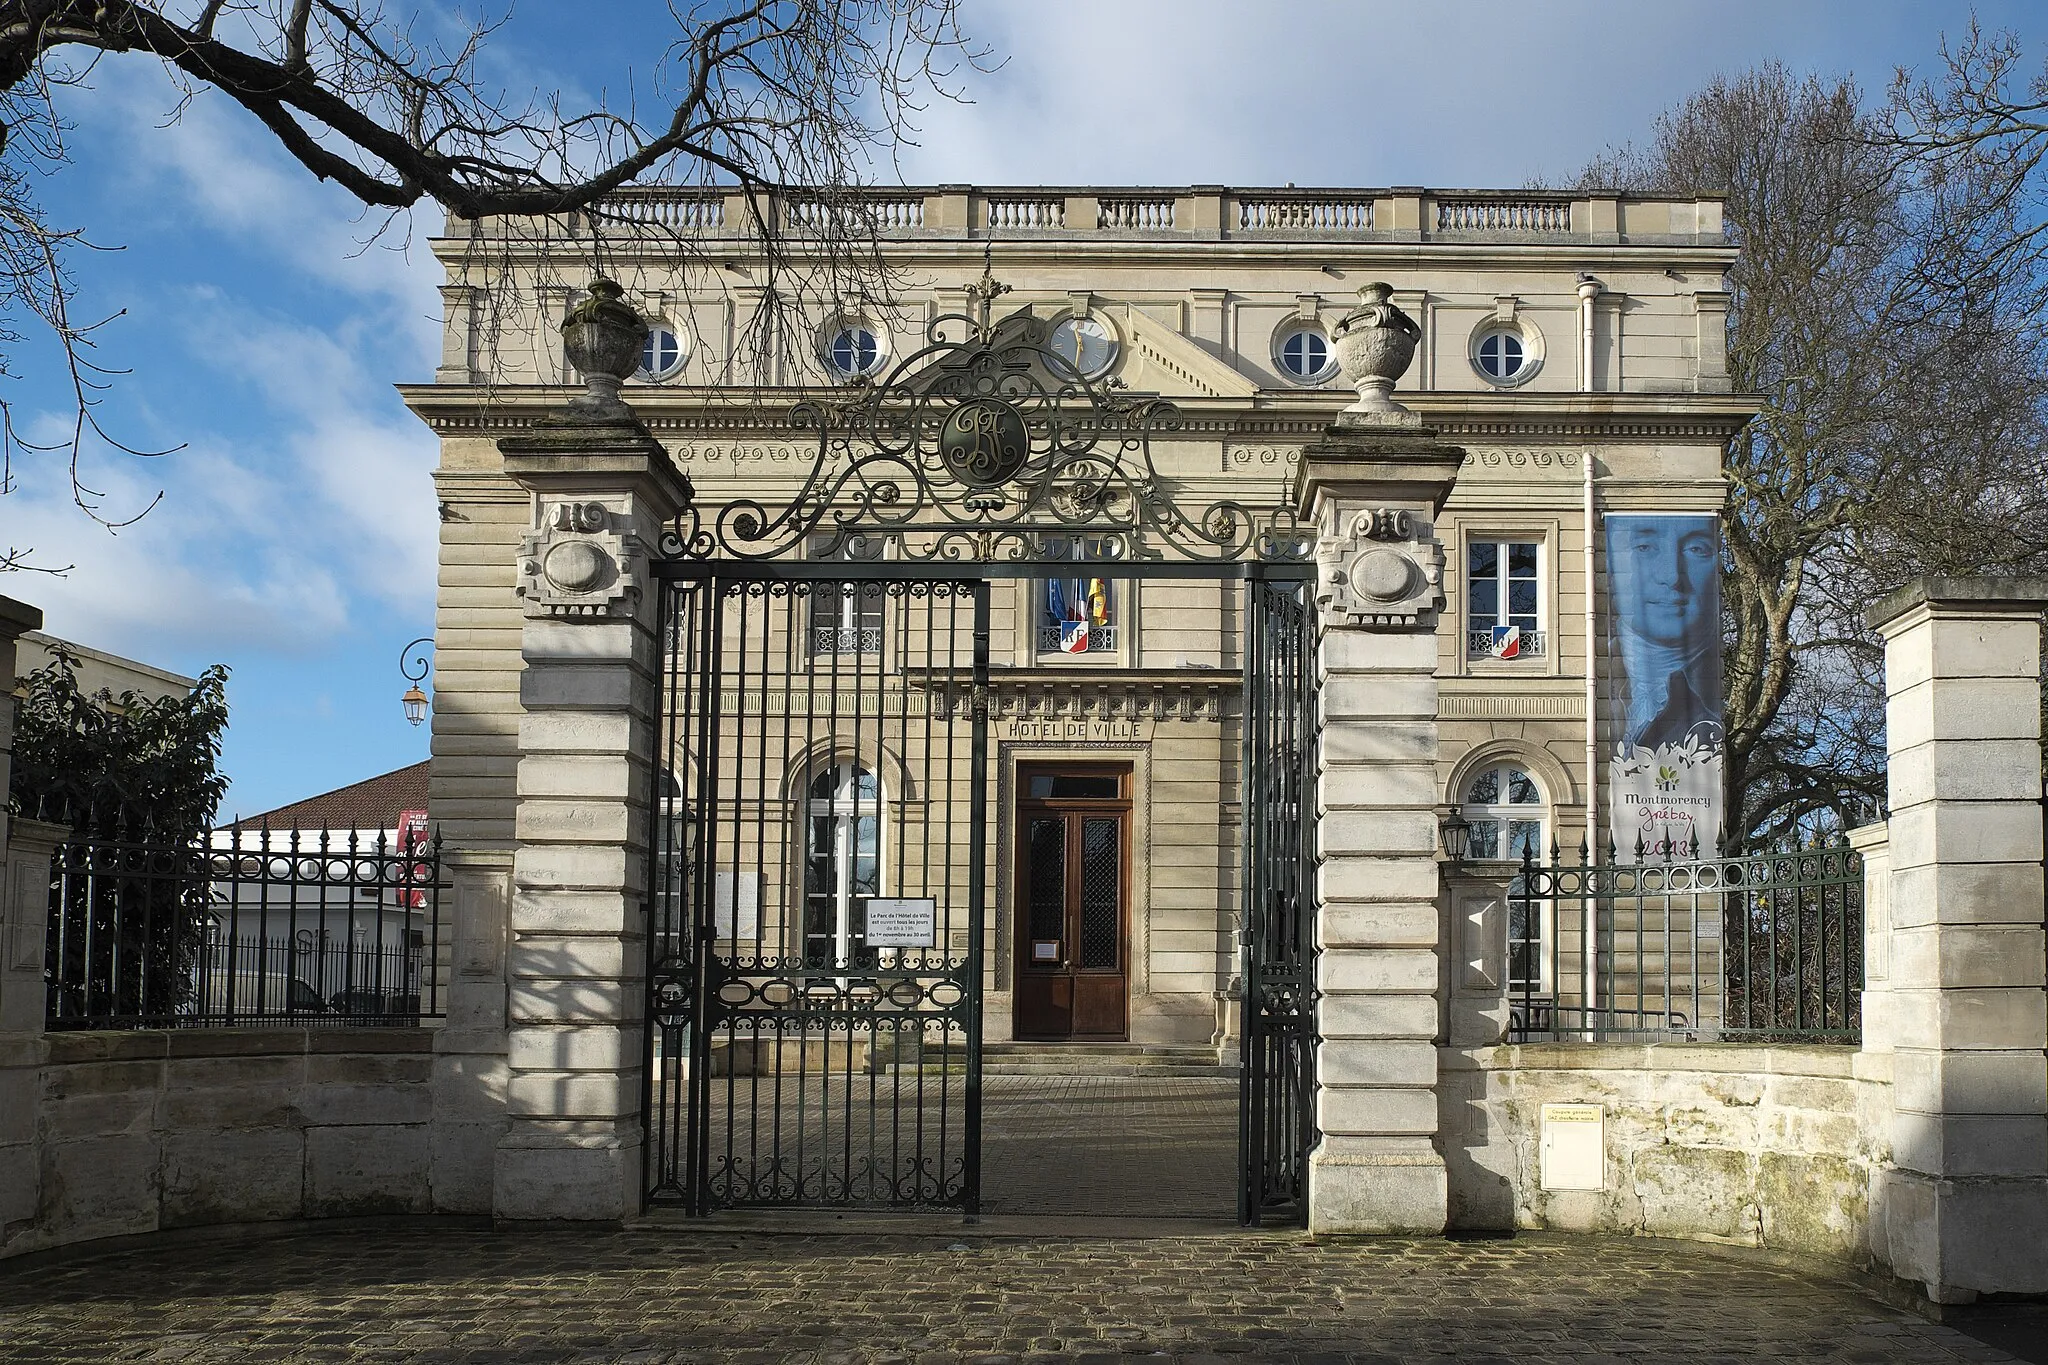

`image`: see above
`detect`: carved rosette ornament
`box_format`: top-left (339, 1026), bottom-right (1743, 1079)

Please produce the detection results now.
top-left (517, 500), bottom-right (640, 618)
top-left (1330, 282), bottom-right (1421, 416)
top-left (1315, 507), bottom-right (1445, 629)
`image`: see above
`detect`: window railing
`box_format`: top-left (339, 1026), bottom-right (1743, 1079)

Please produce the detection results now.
top-left (812, 624), bottom-right (884, 656)
top-left (1506, 839), bottom-right (1864, 1044)
top-left (45, 822), bottom-right (447, 1029)
top-left (1036, 623), bottom-right (1119, 654)
top-left (1466, 628), bottom-right (1548, 659)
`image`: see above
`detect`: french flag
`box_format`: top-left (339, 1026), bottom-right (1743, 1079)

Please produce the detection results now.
top-left (1492, 625), bottom-right (1522, 659)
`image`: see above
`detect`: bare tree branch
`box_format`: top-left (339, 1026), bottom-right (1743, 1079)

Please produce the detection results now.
top-left (1575, 62), bottom-right (2048, 847)
top-left (0, 1), bottom-right (993, 570)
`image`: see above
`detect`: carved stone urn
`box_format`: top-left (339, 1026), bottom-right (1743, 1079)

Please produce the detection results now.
top-left (1331, 282), bottom-right (1422, 415)
top-left (560, 277), bottom-right (649, 419)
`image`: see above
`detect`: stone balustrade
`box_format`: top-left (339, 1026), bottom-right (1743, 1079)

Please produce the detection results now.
top-left (492, 186), bottom-right (1724, 246)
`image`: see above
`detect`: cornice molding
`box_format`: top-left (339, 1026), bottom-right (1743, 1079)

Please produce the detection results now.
top-left (397, 384), bottom-right (1758, 444)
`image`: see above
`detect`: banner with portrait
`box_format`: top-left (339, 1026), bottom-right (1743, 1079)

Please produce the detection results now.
top-left (1605, 514), bottom-right (1724, 860)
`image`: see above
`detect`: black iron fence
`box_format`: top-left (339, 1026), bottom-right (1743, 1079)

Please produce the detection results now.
top-left (46, 823), bottom-right (447, 1029)
top-left (1508, 838), bottom-right (1864, 1044)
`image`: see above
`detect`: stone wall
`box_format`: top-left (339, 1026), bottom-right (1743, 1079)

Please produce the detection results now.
top-left (1444, 1044), bottom-right (1887, 1263)
top-left (1, 1029), bottom-right (435, 1261)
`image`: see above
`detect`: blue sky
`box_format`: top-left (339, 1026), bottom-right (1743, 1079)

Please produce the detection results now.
top-left (4, 0), bottom-right (2036, 819)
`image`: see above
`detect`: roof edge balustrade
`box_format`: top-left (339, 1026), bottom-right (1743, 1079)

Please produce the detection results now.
top-left (440, 185), bottom-right (1726, 248)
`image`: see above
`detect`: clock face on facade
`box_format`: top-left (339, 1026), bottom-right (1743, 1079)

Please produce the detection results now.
top-left (937, 396), bottom-right (1031, 488)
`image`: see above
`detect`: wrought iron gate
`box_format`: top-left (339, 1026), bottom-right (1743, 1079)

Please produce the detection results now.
top-left (638, 282), bottom-right (1326, 1223)
top-left (1239, 570), bottom-right (1320, 1225)
top-left (644, 565), bottom-right (990, 1213)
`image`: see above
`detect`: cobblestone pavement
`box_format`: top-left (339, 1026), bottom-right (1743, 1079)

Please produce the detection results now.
top-left (0, 1224), bottom-right (2024, 1364)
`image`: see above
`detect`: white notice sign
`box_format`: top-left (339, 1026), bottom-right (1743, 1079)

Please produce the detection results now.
top-left (1539, 1103), bottom-right (1606, 1191)
top-left (865, 898), bottom-right (938, 949)
top-left (714, 871), bottom-right (759, 940)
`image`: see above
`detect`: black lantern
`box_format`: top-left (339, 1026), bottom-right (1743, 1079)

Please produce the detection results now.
top-left (1438, 808), bottom-right (1471, 863)
top-left (399, 637), bottom-right (433, 728)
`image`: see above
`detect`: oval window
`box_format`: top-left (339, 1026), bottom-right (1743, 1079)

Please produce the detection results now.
top-left (638, 325), bottom-right (685, 381)
top-left (827, 326), bottom-right (883, 378)
top-left (1278, 327), bottom-right (1334, 382)
top-left (1475, 328), bottom-right (1528, 383)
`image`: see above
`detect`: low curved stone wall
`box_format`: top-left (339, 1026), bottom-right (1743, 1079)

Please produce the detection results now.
top-left (1, 1028), bottom-right (434, 1261)
top-left (1443, 1044), bottom-right (1892, 1264)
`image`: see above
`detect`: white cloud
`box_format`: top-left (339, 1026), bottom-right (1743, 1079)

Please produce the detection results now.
top-left (898, 0), bottom-right (2009, 189)
top-left (2, 59), bottom-right (442, 666)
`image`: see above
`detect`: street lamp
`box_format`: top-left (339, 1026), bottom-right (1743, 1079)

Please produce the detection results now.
top-left (1438, 808), bottom-right (1471, 864)
top-left (399, 637), bottom-right (433, 727)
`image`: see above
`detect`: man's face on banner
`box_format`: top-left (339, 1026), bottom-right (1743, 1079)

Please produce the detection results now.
top-left (1614, 519), bottom-right (1715, 647)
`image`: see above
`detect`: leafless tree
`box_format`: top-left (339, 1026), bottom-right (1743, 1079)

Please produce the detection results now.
top-left (1579, 64), bottom-right (2048, 848)
top-left (0, 0), bottom-right (989, 571)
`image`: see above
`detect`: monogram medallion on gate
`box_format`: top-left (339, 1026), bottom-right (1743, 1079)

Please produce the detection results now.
top-left (938, 397), bottom-right (1029, 488)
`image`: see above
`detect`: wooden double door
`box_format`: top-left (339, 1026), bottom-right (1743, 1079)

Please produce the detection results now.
top-left (1013, 763), bottom-right (1130, 1040)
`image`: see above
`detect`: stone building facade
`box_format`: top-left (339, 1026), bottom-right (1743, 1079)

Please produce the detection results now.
top-left (403, 186), bottom-right (1743, 1062)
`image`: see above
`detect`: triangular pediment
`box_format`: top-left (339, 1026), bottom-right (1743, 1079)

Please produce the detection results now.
top-left (1116, 308), bottom-right (1260, 400)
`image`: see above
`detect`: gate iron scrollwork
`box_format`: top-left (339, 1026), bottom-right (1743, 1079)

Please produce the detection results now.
top-left (659, 272), bottom-right (1316, 566)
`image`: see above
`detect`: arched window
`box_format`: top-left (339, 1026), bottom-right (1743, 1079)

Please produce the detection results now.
top-left (1461, 761), bottom-right (1550, 999)
top-left (1461, 762), bottom-right (1547, 863)
top-left (804, 763), bottom-right (882, 965)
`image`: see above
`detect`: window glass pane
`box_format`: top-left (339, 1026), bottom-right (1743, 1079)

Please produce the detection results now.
top-left (1468, 819), bottom-right (1500, 861)
top-left (1469, 542), bottom-right (1498, 578)
top-left (1508, 820), bottom-right (1543, 859)
top-left (1079, 818), bottom-right (1120, 969)
top-left (830, 328), bottom-right (878, 375)
top-left (1508, 579), bottom-right (1538, 616)
top-left (640, 328), bottom-right (683, 377)
top-left (1508, 542), bottom-right (1538, 576)
top-left (1506, 769), bottom-right (1539, 804)
top-left (1027, 818), bottom-right (1065, 942)
top-left (1028, 774), bottom-right (1120, 800)
top-left (1467, 768), bottom-right (1500, 804)
top-left (1502, 334), bottom-right (1523, 371)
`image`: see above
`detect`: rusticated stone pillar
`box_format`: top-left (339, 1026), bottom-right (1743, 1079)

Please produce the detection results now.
top-left (0, 595), bottom-right (55, 1251)
top-left (1297, 416), bottom-right (1462, 1233)
top-left (1866, 577), bottom-right (2048, 1301)
top-left (491, 386), bottom-right (692, 1222)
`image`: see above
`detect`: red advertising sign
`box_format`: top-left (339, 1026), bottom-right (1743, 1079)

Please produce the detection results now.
top-left (397, 809), bottom-right (430, 907)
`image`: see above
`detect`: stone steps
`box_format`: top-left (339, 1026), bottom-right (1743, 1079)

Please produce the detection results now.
top-left (907, 1042), bottom-right (1238, 1078)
